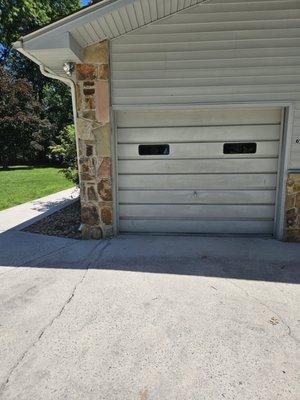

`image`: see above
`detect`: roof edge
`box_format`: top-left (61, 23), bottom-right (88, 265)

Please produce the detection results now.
top-left (16, 0), bottom-right (133, 44)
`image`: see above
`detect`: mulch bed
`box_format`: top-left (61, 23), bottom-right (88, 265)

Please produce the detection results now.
top-left (24, 200), bottom-right (82, 239)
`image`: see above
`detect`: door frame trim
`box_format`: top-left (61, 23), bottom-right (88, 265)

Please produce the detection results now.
top-left (112, 101), bottom-right (294, 239)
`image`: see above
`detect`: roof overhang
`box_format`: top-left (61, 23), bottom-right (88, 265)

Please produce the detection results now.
top-left (13, 0), bottom-right (208, 74)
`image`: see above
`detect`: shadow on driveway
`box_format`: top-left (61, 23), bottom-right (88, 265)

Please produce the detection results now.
top-left (1, 231), bottom-right (299, 284)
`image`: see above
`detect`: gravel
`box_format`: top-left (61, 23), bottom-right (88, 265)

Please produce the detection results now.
top-left (24, 200), bottom-right (82, 239)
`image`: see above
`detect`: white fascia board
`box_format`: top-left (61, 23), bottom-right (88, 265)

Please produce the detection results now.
top-left (17, 0), bottom-right (135, 45)
top-left (23, 32), bottom-right (84, 62)
top-left (68, 33), bottom-right (84, 62)
top-left (14, 35), bottom-right (84, 71)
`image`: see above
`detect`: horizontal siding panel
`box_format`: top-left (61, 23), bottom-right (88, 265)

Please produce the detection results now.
top-left (118, 159), bottom-right (279, 174)
top-left (112, 28), bottom-right (300, 45)
top-left (112, 38), bottom-right (300, 54)
top-left (112, 57), bottom-right (300, 72)
top-left (112, 66), bottom-right (300, 80)
top-left (120, 204), bottom-right (275, 219)
top-left (113, 84), bottom-right (300, 97)
top-left (290, 160), bottom-right (300, 169)
top-left (112, 47), bottom-right (300, 62)
top-left (210, 0), bottom-right (289, 3)
top-left (118, 142), bottom-right (279, 159)
top-left (159, 10), bottom-right (300, 24)
top-left (119, 189), bottom-right (276, 205)
top-left (210, 0), bottom-right (292, 3)
top-left (293, 109), bottom-right (300, 127)
top-left (117, 109), bottom-right (281, 127)
top-left (117, 125), bottom-right (281, 143)
top-left (182, 0), bottom-right (300, 13)
top-left (133, 19), bottom-right (300, 35)
top-left (291, 147), bottom-right (300, 165)
top-left (291, 133), bottom-right (300, 158)
top-left (114, 93), bottom-right (300, 104)
top-left (114, 75), bottom-right (300, 89)
top-left (118, 174), bottom-right (277, 190)
top-left (119, 219), bottom-right (274, 235)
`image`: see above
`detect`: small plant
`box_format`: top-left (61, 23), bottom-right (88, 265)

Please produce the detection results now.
top-left (50, 124), bottom-right (78, 184)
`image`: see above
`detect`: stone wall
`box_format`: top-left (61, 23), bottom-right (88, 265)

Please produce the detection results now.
top-left (284, 172), bottom-right (300, 241)
top-left (75, 40), bottom-right (113, 239)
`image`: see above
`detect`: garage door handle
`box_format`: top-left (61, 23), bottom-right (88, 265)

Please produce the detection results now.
top-left (193, 191), bottom-right (198, 198)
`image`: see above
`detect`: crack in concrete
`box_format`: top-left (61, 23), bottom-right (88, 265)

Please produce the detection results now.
top-left (229, 280), bottom-right (300, 345)
top-left (0, 240), bottom-right (111, 394)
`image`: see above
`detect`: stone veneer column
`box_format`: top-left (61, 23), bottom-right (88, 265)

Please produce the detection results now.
top-left (75, 40), bottom-right (113, 239)
top-left (284, 173), bottom-right (300, 241)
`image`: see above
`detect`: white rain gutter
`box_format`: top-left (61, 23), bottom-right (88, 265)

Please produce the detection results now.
top-left (18, 0), bottom-right (130, 44)
top-left (13, 40), bottom-right (81, 185)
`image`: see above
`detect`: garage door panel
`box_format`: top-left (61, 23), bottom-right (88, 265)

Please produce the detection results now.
top-left (118, 158), bottom-right (278, 174)
top-left (119, 189), bottom-right (276, 205)
top-left (117, 108), bottom-right (282, 128)
top-left (119, 219), bottom-right (275, 235)
top-left (119, 174), bottom-right (277, 190)
top-left (120, 204), bottom-right (275, 219)
top-left (117, 107), bottom-right (281, 235)
top-left (118, 141), bottom-right (279, 159)
top-left (118, 125), bottom-right (281, 143)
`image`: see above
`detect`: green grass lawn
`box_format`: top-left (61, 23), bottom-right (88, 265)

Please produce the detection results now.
top-left (0, 166), bottom-right (74, 211)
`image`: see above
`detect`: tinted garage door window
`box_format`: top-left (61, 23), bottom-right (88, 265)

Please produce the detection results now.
top-left (117, 108), bottom-right (281, 235)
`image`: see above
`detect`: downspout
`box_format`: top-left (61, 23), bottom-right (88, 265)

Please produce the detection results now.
top-left (13, 40), bottom-right (81, 186)
top-left (39, 64), bottom-right (81, 182)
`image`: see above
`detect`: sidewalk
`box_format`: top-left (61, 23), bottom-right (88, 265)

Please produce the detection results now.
top-left (0, 187), bottom-right (79, 233)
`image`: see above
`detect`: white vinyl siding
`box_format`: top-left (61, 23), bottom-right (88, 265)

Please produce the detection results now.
top-left (117, 108), bottom-right (281, 235)
top-left (69, 0), bottom-right (210, 47)
top-left (291, 106), bottom-right (300, 169)
top-left (111, 0), bottom-right (300, 168)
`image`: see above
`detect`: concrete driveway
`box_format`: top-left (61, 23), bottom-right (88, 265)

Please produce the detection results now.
top-left (0, 231), bottom-right (299, 400)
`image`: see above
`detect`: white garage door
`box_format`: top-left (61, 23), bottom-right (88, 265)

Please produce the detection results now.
top-left (117, 108), bottom-right (282, 235)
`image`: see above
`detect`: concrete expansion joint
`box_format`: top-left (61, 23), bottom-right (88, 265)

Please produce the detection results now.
top-left (0, 240), bottom-right (110, 394)
top-left (229, 280), bottom-right (299, 345)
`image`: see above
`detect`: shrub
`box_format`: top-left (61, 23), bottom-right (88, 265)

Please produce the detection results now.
top-left (50, 124), bottom-right (78, 184)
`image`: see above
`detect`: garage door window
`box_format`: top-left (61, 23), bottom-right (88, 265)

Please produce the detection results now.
top-left (139, 144), bottom-right (170, 156)
top-left (223, 142), bottom-right (257, 154)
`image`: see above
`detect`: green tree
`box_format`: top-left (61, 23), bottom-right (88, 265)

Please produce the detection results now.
top-left (42, 82), bottom-right (74, 141)
top-left (0, 0), bottom-right (81, 62)
top-left (0, 0), bottom-right (81, 163)
top-left (0, 0), bottom-right (81, 82)
top-left (0, 65), bottom-right (51, 168)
